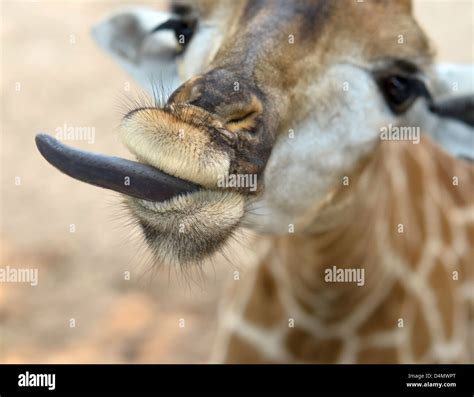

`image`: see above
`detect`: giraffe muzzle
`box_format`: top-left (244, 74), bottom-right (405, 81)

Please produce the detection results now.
top-left (35, 133), bottom-right (200, 202)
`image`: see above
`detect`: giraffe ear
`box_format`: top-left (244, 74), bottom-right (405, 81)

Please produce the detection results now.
top-left (405, 64), bottom-right (474, 161)
top-left (91, 7), bottom-right (182, 94)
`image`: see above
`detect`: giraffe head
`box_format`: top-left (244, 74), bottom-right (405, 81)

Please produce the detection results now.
top-left (38, 0), bottom-right (473, 264)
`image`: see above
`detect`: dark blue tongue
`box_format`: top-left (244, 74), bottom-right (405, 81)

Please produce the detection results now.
top-left (35, 133), bottom-right (199, 201)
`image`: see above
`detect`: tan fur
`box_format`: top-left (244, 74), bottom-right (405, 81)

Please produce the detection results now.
top-left (120, 106), bottom-right (230, 188)
top-left (128, 189), bottom-right (244, 264)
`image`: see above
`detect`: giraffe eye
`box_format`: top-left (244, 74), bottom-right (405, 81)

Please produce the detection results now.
top-left (379, 75), bottom-right (426, 114)
top-left (167, 19), bottom-right (195, 48)
top-left (150, 18), bottom-right (196, 49)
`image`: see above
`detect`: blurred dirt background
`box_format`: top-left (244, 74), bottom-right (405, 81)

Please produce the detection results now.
top-left (0, 0), bottom-right (473, 363)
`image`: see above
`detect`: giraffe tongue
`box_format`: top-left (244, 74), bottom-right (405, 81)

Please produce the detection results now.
top-left (35, 134), bottom-right (199, 201)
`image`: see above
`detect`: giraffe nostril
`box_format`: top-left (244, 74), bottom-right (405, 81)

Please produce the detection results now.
top-left (224, 109), bottom-right (261, 134)
top-left (226, 110), bottom-right (258, 125)
top-left (222, 95), bottom-right (263, 133)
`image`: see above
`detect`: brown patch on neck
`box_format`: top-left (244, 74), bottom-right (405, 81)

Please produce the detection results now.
top-left (242, 261), bottom-right (285, 328)
top-left (224, 334), bottom-right (280, 364)
top-left (358, 346), bottom-right (400, 363)
top-left (285, 327), bottom-right (342, 363)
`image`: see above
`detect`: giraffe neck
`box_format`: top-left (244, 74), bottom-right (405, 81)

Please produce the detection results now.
top-left (213, 137), bottom-right (474, 363)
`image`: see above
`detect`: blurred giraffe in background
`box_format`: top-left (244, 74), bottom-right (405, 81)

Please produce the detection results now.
top-left (38, 0), bottom-right (474, 362)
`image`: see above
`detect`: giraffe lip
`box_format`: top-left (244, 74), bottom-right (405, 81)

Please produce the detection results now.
top-left (35, 133), bottom-right (200, 202)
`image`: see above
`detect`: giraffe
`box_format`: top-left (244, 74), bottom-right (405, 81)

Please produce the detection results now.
top-left (36, 0), bottom-right (473, 363)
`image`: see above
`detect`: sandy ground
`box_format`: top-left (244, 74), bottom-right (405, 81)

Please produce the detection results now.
top-left (0, 0), bottom-right (472, 363)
